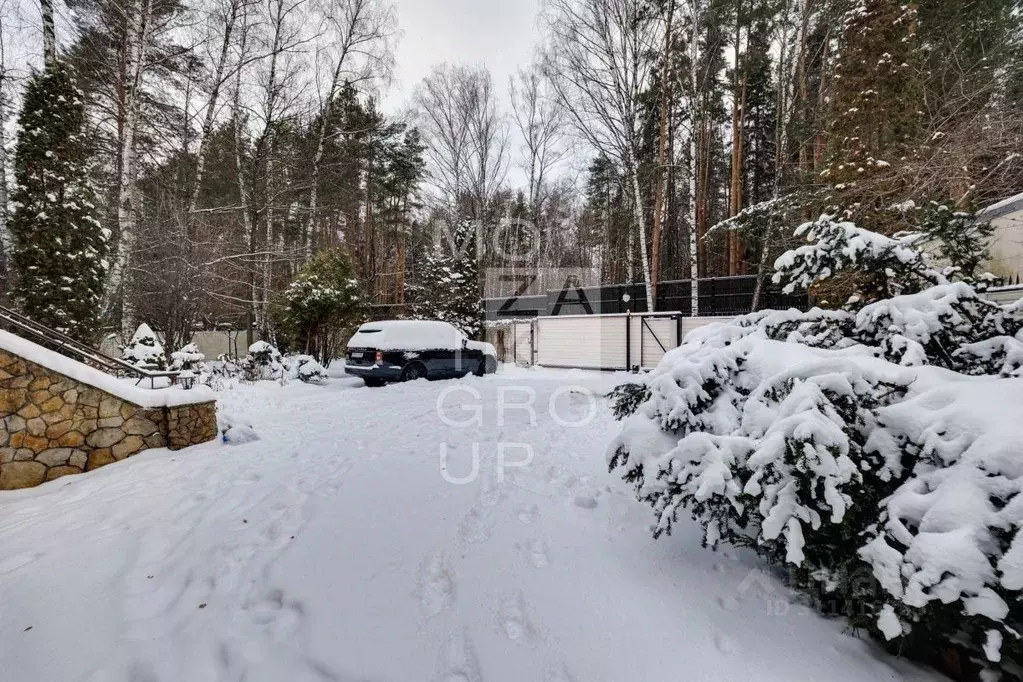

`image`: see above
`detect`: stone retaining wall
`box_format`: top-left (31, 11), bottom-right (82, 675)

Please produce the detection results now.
top-left (0, 349), bottom-right (217, 490)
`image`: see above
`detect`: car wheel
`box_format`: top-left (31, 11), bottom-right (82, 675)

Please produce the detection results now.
top-left (474, 356), bottom-right (497, 376)
top-left (364, 378), bottom-right (386, 388)
top-left (400, 362), bottom-right (427, 382)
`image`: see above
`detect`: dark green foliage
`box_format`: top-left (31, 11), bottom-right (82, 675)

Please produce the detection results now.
top-left (272, 249), bottom-right (365, 364)
top-left (8, 60), bottom-right (108, 343)
top-left (607, 382), bottom-right (651, 420)
top-left (917, 202), bottom-right (995, 286)
top-left (412, 220), bottom-right (483, 338)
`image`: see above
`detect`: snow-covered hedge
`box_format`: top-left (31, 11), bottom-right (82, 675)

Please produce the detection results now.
top-left (608, 288), bottom-right (1023, 676)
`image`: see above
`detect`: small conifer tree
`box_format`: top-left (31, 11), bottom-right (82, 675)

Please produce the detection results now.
top-left (9, 60), bottom-right (108, 342)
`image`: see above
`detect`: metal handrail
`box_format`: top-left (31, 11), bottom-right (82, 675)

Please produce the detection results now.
top-left (0, 304), bottom-right (179, 387)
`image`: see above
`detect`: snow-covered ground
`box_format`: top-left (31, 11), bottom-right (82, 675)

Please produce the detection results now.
top-left (0, 368), bottom-right (939, 682)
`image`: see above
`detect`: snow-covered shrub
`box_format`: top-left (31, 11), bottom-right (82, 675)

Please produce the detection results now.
top-left (241, 341), bottom-right (286, 381)
top-left (609, 303), bottom-right (1023, 675)
top-left (611, 216), bottom-right (1023, 676)
top-left (860, 380), bottom-right (1023, 674)
top-left (772, 214), bottom-right (948, 307)
top-left (288, 354), bottom-right (328, 384)
top-left (169, 343), bottom-right (205, 371)
top-left (121, 323), bottom-right (167, 370)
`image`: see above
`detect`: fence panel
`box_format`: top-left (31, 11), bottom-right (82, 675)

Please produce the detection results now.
top-left (535, 315), bottom-right (629, 370)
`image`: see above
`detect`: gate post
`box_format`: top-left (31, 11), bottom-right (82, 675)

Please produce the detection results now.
top-left (625, 311), bottom-right (633, 372)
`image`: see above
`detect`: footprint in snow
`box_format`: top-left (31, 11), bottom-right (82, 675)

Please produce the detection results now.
top-left (458, 506), bottom-right (493, 544)
top-left (573, 495), bottom-right (598, 509)
top-left (435, 630), bottom-right (483, 682)
top-left (498, 591), bottom-right (537, 644)
top-left (543, 660), bottom-right (578, 682)
top-left (418, 554), bottom-right (456, 616)
top-left (718, 595), bottom-right (740, 611)
top-left (478, 469), bottom-right (502, 508)
top-left (526, 538), bottom-right (550, 569)
top-left (714, 632), bottom-right (738, 655)
top-left (517, 504), bottom-right (539, 524)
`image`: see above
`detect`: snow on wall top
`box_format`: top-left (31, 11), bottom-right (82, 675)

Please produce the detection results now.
top-left (0, 329), bottom-right (215, 408)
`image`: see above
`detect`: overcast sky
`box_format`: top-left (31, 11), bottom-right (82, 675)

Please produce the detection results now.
top-left (382, 0), bottom-right (542, 114)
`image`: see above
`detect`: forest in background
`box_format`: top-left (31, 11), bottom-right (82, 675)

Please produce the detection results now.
top-left (0, 0), bottom-right (1021, 346)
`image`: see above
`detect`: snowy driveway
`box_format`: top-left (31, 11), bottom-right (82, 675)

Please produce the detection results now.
top-left (0, 369), bottom-right (938, 682)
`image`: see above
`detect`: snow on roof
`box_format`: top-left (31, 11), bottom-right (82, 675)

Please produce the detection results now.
top-left (347, 320), bottom-right (466, 351)
top-left (0, 329), bottom-right (215, 408)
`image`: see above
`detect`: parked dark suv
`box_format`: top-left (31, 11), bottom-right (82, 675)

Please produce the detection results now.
top-left (344, 320), bottom-right (498, 387)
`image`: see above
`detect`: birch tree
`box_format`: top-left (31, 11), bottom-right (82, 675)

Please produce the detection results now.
top-left (107, 0), bottom-right (155, 337)
top-left (412, 64), bottom-right (508, 222)
top-left (509, 63), bottom-right (566, 225)
top-left (186, 0), bottom-right (256, 215)
top-left (304, 0), bottom-right (396, 258)
top-left (543, 0), bottom-right (660, 312)
top-left (39, 0), bottom-right (55, 62)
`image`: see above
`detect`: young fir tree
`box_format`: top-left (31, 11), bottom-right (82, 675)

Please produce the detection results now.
top-left (413, 220), bottom-right (483, 338)
top-left (9, 60), bottom-right (108, 343)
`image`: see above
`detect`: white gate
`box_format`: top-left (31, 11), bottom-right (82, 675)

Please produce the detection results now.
top-left (506, 312), bottom-right (732, 372)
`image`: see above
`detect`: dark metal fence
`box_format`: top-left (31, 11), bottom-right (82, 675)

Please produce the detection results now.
top-left (485, 275), bottom-right (809, 320)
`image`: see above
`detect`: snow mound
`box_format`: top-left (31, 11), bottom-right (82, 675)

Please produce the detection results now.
top-left (218, 411), bottom-right (260, 445)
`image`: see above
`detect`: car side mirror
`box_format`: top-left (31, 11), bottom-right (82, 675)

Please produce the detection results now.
top-left (462, 337), bottom-right (468, 348)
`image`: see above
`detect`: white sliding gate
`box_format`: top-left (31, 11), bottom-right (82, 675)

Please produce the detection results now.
top-left (513, 312), bottom-right (729, 372)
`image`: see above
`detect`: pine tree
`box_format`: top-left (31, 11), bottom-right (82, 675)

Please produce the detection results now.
top-left (9, 60), bottom-right (108, 343)
top-left (413, 220), bottom-right (483, 338)
top-left (823, 0), bottom-right (923, 232)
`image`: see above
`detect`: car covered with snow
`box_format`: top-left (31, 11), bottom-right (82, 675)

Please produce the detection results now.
top-left (344, 320), bottom-right (497, 386)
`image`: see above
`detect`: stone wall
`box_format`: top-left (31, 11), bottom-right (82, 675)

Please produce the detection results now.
top-left (0, 349), bottom-right (218, 490)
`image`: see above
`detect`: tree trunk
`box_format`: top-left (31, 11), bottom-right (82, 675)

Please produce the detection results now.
top-left (688, 0), bottom-right (701, 316)
top-left (232, 46), bottom-right (256, 346)
top-left (108, 0), bottom-right (153, 339)
top-left (650, 0), bottom-right (674, 310)
top-left (40, 0), bottom-right (56, 63)
top-left (305, 65), bottom-right (344, 259)
top-left (751, 218), bottom-right (774, 311)
top-left (0, 59), bottom-right (8, 276)
top-left (728, 0), bottom-right (748, 275)
top-left (627, 150), bottom-right (654, 312)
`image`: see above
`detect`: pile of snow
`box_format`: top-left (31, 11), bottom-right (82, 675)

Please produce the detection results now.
top-left (609, 284), bottom-right (1023, 675)
top-left (121, 323), bottom-right (167, 370)
top-left (217, 410), bottom-right (259, 445)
